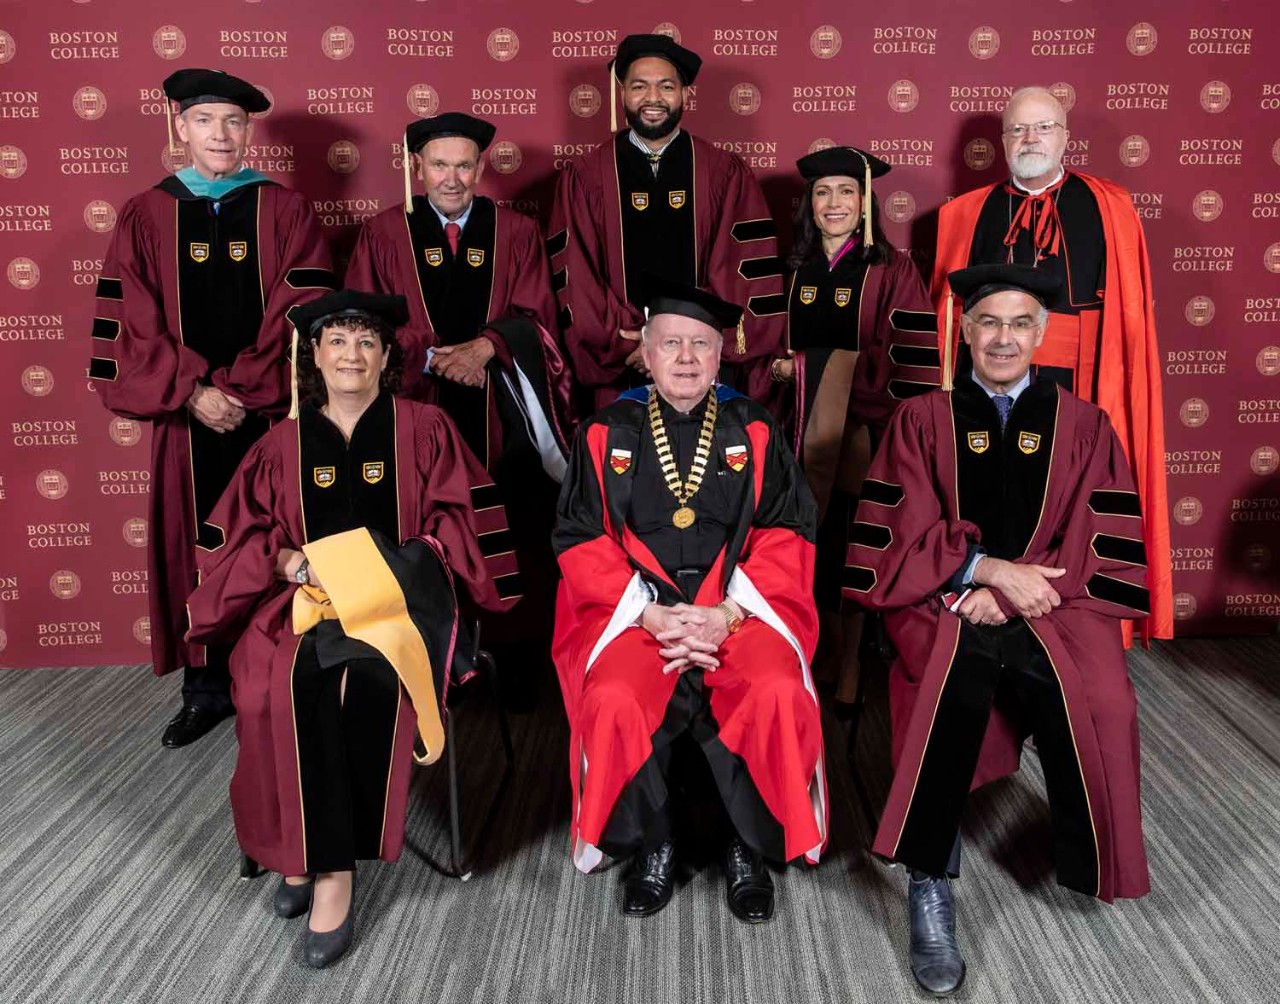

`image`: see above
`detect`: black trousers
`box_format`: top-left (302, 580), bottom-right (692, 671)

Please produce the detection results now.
top-left (898, 619), bottom-right (1096, 892)
top-left (292, 637), bottom-right (402, 874)
top-left (181, 645), bottom-right (233, 713)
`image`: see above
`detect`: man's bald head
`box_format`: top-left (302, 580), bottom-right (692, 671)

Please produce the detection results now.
top-left (1000, 86), bottom-right (1070, 189)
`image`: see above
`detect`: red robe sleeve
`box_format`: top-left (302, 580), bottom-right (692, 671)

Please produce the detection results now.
top-left (547, 163), bottom-right (645, 389)
top-left (210, 190), bottom-right (336, 414)
top-left (345, 218), bottom-right (395, 296)
top-left (91, 196), bottom-right (210, 418)
top-left (186, 436), bottom-right (290, 644)
top-left (844, 398), bottom-right (980, 611)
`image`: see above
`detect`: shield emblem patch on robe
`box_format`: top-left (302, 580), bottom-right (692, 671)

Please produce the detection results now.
top-left (1018, 432), bottom-right (1041, 455)
top-left (466, 248), bottom-right (485, 267)
top-left (609, 449), bottom-right (632, 474)
top-left (799, 286), bottom-right (818, 305)
top-left (967, 431), bottom-right (990, 454)
top-left (631, 193), bottom-right (649, 211)
top-left (725, 445), bottom-right (748, 472)
top-left (834, 288), bottom-right (852, 307)
top-left (228, 241), bottom-right (248, 262)
top-left (362, 461), bottom-right (384, 484)
top-left (313, 466), bottom-right (336, 487)
top-left (189, 243), bottom-right (209, 263)
top-left (668, 190), bottom-right (687, 209)
top-left (424, 247), bottom-right (444, 267)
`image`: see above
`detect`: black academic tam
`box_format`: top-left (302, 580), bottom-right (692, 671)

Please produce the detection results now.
top-left (610, 33), bottom-right (702, 85)
top-left (162, 68), bottom-right (270, 113)
top-left (405, 113), bottom-right (497, 154)
top-left (643, 274), bottom-right (743, 332)
top-left (948, 262), bottom-right (1064, 312)
top-left (288, 290), bottom-right (410, 336)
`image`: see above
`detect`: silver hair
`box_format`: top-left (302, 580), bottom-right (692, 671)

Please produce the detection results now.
top-left (1002, 86), bottom-right (1068, 128)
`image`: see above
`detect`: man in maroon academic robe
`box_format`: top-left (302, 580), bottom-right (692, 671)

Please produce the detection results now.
top-left (845, 264), bottom-right (1150, 996)
top-left (931, 86), bottom-right (1170, 641)
top-left (89, 69), bottom-right (336, 748)
top-left (553, 278), bottom-right (825, 925)
top-left (347, 112), bottom-right (574, 673)
top-left (548, 34), bottom-right (787, 414)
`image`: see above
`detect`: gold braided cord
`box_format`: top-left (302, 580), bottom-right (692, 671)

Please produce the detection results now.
top-left (647, 387), bottom-right (717, 506)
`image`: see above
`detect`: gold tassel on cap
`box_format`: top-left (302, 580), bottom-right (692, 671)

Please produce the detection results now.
top-left (942, 290), bottom-right (955, 391)
top-left (288, 324), bottom-right (301, 419)
top-left (736, 315), bottom-right (746, 356)
top-left (609, 62), bottom-right (618, 133)
top-left (165, 95), bottom-right (179, 170)
top-left (863, 158), bottom-right (873, 245)
top-left (403, 132), bottom-right (415, 213)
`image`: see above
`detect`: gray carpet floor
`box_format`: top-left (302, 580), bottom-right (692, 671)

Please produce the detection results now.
top-left (1, 637), bottom-right (1277, 1003)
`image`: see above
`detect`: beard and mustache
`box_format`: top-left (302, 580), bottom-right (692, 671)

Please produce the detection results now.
top-left (1009, 148), bottom-right (1059, 181)
top-left (625, 101), bottom-right (684, 141)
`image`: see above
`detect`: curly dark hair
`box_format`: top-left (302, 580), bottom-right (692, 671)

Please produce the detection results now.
top-left (295, 312), bottom-right (404, 407)
top-left (787, 180), bottom-right (898, 270)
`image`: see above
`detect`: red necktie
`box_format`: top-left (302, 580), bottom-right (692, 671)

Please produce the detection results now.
top-left (445, 221), bottom-right (461, 256)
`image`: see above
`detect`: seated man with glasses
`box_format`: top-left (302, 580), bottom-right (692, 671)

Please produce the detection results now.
top-left (844, 262), bottom-right (1152, 996)
top-left (930, 85), bottom-right (1171, 646)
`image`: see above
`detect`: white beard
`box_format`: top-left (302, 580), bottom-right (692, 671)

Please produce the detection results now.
top-left (1010, 150), bottom-right (1057, 180)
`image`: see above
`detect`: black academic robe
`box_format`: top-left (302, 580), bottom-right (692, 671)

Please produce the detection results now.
top-left (548, 133), bottom-right (788, 413)
top-left (90, 177), bottom-right (336, 675)
top-left (186, 396), bottom-right (514, 875)
top-left (552, 386), bottom-right (826, 869)
top-left (844, 376), bottom-right (1150, 901)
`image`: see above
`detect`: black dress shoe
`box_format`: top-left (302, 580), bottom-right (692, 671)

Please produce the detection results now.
top-left (161, 703), bottom-right (233, 748)
top-left (273, 876), bottom-right (314, 919)
top-left (724, 837), bottom-right (774, 924)
top-left (908, 873), bottom-right (966, 996)
top-left (622, 841), bottom-right (677, 917)
top-left (302, 873), bottom-right (356, 969)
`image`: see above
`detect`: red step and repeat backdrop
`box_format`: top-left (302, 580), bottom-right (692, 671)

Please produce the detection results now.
top-left (0, 0), bottom-right (1277, 666)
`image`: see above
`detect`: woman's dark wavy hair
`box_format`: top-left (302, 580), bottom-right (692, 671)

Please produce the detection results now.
top-left (296, 312), bottom-right (404, 406)
top-left (787, 179), bottom-right (898, 270)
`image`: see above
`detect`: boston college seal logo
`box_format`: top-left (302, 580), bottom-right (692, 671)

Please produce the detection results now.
top-left (1200, 80), bottom-right (1230, 114)
top-left (1018, 432), bottom-right (1041, 455)
top-left (50, 570), bottom-right (81, 600)
top-left (811, 26), bottom-right (841, 59)
top-left (37, 469), bottom-right (69, 500)
top-left (1119, 135), bottom-right (1150, 168)
top-left (322, 26), bottom-right (355, 60)
top-left (362, 462), bottom-right (384, 484)
top-left (631, 193), bottom-right (649, 211)
top-left (109, 417), bottom-right (142, 446)
top-left (964, 139), bottom-right (996, 171)
top-left (1127, 22), bottom-right (1158, 56)
top-left (1179, 398), bottom-right (1209, 427)
top-left (652, 23), bottom-right (682, 44)
top-left (730, 83), bottom-right (761, 116)
top-left (1185, 296), bottom-right (1214, 327)
top-left (1173, 593), bottom-right (1196, 620)
top-left (487, 28), bottom-right (519, 62)
top-left (123, 518), bottom-right (148, 548)
top-left (668, 191), bottom-right (686, 209)
top-left (314, 466), bottom-right (336, 488)
top-left (1192, 191), bottom-right (1223, 223)
top-left (84, 200), bottom-right (117, 234)
top-left (1266, 245), bottom-right (1280, 275)
top-left (1049, 82), bottom-right (1076, 113)
top-left (228, 241), bottom-right (248, 262)
top-left (328, 140), bottom-right (360, 174)
top-left (834, 288), bottom-right (852, 307)
top-left (489, 141), bottom-right (522, 175)
top-left (189, 242), bottom-right (209, 263)
top-left (1173, 497), bottom-right (1203, 526)
top-left (8, 257), bottom-right (40, 289)
top-left (799, 286), bottom-right (817, 305)
top-left (570, 85), bottom-right (600, 118)
top-left (162, 144), bottom-right (190, 173)
top-left (73, 86), bottom-right (107, 120)
top-left (888, 80), bottom-right (919, 113)
top-left (1251, 446), bottom-right (1279, 476)
top-left (1256, 345), bottom-right (1280, 376)
top-left (133, 617), bottom-right (151, 645)
top-left (968, 26), bottom-right (999, 60)
top-left (0, 145), bottom-right (28, 179)
top-left (885, 191), bottom-right (916, 223)
top-left (407, 84), bottom-right (440, 118)
top-left (466, 248), bottom-right (485, 267)
top-left (609, 449), bottom-right (632, 475)
top-left (424, 247), bottom-right (444, 267)
top-left (808, 138), bottom-right (836, 154)
top-left (0, 30), bottom-right (14, 64)
top-left (967, 431), bottom-right (990, 454)
top-left (152, 25), bottom-right (186, 60)
top-left (22, 365), bottom-right (53, 396)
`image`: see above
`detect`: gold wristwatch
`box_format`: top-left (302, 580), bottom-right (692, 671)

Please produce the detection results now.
top-left (718, 601), bottom-right (744, 634)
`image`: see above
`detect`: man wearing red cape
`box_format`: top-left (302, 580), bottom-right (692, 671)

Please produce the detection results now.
top-left (89, 69), bottom-right (335, 748)
top-left (553, 279), bottom-right (825, 925)
top-left (548, 34), bottom-right (788, 413)
top-left (930, 86), bottom-right (1171, 642)
top-left (846, 264), bottom-right (1151, 996)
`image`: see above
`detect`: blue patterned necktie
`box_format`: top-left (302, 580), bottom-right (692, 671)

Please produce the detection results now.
top-left (993, 394), bottom-right (1013, 429)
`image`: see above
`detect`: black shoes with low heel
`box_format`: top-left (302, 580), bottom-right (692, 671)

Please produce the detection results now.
top-left (160, 703), bottom-right (233, 748)
top-left (622, 841), bottom-right (677, 917)
top-left (724, 837), bottom-right (774, 924)
top-left (273, 876), bottom-right (314, 919)
top-left (302, 871), bottom-right (356, 969)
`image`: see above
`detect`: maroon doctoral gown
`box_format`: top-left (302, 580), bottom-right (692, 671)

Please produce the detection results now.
top-left (89, 176), bottom-right (336, 675)
top-left (347, 195), bottom-right (576, 638)
top-left (552, 387), bottom-right (826, 871)
top-left (548, 132), bottom-right (788, 413)
top-left (844, 376), bottom-right (1150, 901)
top-left (186, 397), bottom-right (515, 875)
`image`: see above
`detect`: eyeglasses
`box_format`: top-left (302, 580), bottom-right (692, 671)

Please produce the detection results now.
top-left (1002, 121), bottom-right (1064, 139)
top-left (969, 316), bottom-right (1042, 334)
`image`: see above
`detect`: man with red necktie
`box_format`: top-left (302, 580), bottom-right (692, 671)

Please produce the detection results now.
top-left (931, 86), bottom-right (1171, 643)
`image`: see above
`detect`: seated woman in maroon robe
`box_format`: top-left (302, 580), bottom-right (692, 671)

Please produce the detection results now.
top-left (768, 146), bottom-right (939, 706)
top-left (187, 291), bottom-right (513, 969)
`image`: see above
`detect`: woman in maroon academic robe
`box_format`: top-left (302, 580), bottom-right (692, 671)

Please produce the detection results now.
top-left (187, 291), bottom-right (511, 968)
top-left (768, 146), bottom-right (939, 706)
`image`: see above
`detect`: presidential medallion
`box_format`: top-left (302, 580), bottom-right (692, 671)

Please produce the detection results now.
top-left (672, 506), bottom-right (696, 529)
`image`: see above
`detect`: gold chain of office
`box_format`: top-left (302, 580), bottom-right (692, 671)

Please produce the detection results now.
top-left (647, 387), bottom-right (716, 530)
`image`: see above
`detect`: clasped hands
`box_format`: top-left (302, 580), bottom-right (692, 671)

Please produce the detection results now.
top-left (430, 336), bottom-right (494, 388)
top-left (955, 556), bottom-right (1066, 627)
top-left (639, 600), bottom-right (741, 675)
top-left (187, 385), bottom-right (245, 433)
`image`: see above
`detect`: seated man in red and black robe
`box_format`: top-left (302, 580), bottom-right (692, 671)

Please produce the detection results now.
top-left (553, 278), bottom-right (826, 925)
top-left (845, 264), bottom-right (1151, 996)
